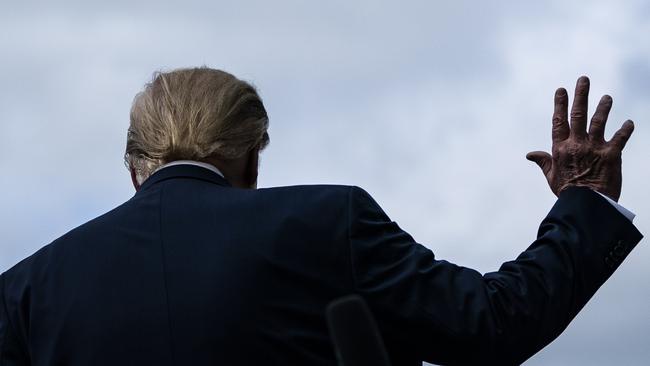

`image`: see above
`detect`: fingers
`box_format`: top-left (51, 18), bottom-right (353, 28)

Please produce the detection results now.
top-left (552, 88), bottom-right (570, 143)
top-left (588, 95), bottom-right (613, 143)
top-left (526, 151), bottom-right (553, 176)
top-left (570, 76), bottom-right (590, 139)
top-left (609, 120), bottom-right (635, 150)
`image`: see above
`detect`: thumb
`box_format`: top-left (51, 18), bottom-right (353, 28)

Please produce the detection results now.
top-left (526, 151), bottom-right (553, 176)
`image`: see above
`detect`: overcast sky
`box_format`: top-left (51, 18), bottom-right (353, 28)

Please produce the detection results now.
top-left (1, 0), bottom-right (648, 364)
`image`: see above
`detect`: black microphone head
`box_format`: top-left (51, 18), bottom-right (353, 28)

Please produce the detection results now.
top-left (326, 294), bottom-right (392, 366)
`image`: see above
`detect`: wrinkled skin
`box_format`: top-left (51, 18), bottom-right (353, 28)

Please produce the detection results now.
top-left (527, 76), bottom-right (635, 202)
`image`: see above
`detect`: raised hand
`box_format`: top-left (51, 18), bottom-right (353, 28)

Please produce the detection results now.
top-left (526, 76), bottom-right (635, 202)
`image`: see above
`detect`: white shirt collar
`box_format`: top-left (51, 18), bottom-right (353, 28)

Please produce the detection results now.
top-left (154, 160), bottom-right (225, 178)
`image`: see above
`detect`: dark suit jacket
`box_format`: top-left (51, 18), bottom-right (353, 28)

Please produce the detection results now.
top-left (0, 164), bottom-right (643, 365)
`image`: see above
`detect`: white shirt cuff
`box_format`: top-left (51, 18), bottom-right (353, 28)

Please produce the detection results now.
top-left (595, 191), bottom-right (636, 222)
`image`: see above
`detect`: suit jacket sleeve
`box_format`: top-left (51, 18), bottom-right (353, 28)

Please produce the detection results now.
top-left (347, 185), bottom-right (643, 365)
top-left (0, 274), bottom-right (29, 366)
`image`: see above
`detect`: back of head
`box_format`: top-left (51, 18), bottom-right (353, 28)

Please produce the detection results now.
top-left (125, 67), bottom-right (269, 185)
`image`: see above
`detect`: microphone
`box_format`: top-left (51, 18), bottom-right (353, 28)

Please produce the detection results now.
top-left (326, 295), bottom-right (392, 366)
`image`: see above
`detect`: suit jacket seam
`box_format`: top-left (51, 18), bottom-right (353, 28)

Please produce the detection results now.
top-left (158, 185), bottom-right (177, 365)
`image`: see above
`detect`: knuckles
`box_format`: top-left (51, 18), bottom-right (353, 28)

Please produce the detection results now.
top-left (570, 111), bottom-right (586, 120)
top-left (552, 116), bottom-right (566, 125)
top-left (554, 141), bottom-right (621, 163)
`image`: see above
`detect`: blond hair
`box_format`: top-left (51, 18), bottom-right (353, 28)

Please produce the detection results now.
top-left (124, 67), bottom-right (269, 184)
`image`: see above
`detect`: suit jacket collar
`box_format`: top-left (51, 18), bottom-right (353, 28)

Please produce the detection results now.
top-left (136, 163), bottom-right (232, 194)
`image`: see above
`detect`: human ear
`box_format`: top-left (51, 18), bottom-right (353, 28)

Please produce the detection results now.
top-left (130, 166), bottom-right (141, 191)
